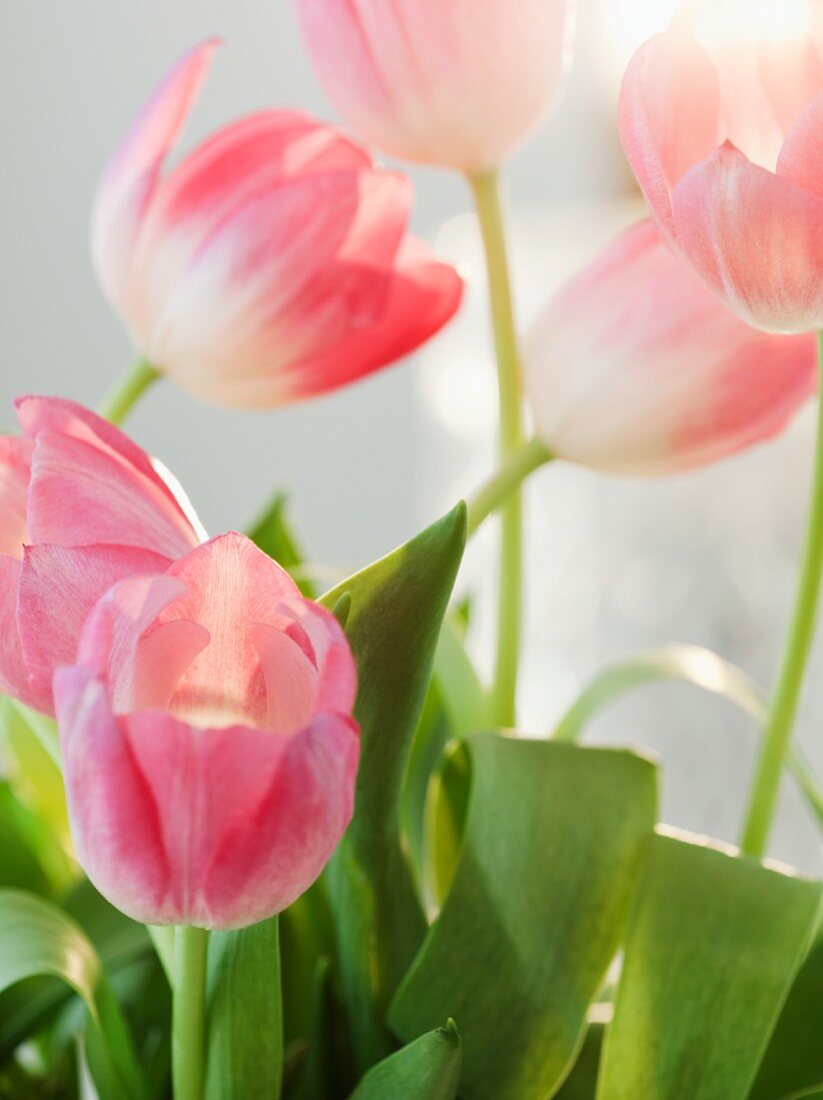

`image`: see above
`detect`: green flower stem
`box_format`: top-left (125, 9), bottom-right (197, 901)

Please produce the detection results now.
top-left (740, 331), bottom-right (823, 857)
top-left (466, 438), bottom-right (553, 536)
top-left (172, 925), bottom-right (209, 1100)
top-left (97, 358), bottom-right (160, 426)
top-left (468, 168), bottom-right (526, 728)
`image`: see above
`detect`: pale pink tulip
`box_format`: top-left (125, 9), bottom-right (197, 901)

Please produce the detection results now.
top-left (524, 219), bottom-right (816, 475)
top-left (91, 41), bottom-right (462, 408)
top-left (292, 0), bottom-right (575, 173)
top-left (54, 533), bottom-right (359, 930)
top-left (0, 397), bottom-right (203, 714)
top-left (620, 0), bottom-right (823, 333)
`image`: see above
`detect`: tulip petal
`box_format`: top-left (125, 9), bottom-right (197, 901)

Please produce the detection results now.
top-left (91, 39), bottom-right (220, 314)
top-left (0, 554), bottom-right (41, 710)
top-left (152, 535), bottom-right (300, 728)
top-left (619, 30), bottom-right (720, 237)
top-left (294, 0), bottom-right (573, 172)
top-left (141, 110), bottom-right (372, 248)
top-left (777, 92), bottom-right (823, 199)
top-left (137, 169), bottom-right (413, 404)
top-left (54, 669), bottom-right (171, 924)
top-left (200, 713), bottom-right (359, 928)
top-left (273, 600), bottom-right (358, 715)
top-left (673, 143), bottom-right (823, 332)
top-left (16, 396), bottom-right (203, 551)
top-left (221, 236), bottom-right (464, 407)
top-left (0, 436), bottom-right (32, 558)
top-left (17, 543), bottom-right (171, 712)
top-left (26, 428), bottom-right (199, 559)
top-left (525, 218), bottom-right (816, 474)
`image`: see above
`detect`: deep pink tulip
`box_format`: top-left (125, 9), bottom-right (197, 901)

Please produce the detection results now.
top-left (292, 0), bottom-right (574, 173)
top-left (524, 219), bottom-right (817, 475)
top-left (0, 397), bottom-right (203, 714)
top-left (54, 533), bottom-right (359, 930)
top-left (91, 40), bottom-right (463, 408)
top-left (620, 0), bottom-right (823, 333)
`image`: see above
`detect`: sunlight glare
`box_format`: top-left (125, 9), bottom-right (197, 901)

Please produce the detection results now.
top-left (687, 0), bottom-right (814, 47)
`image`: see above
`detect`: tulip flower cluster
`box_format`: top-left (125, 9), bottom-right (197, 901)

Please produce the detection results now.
top-left (2, 2), bottom-right (822, 1100)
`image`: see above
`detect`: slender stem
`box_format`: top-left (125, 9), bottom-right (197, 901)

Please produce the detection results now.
top-left (468, 169), bottom-right (525, 728)
top-left (740, 331), bottom-right (823, 857)
top-left (467, 438), bottom-right (552, 535)
top-left (172, 925), bottom-right (209, 1100)
top-left (97, 358), bottom-right (160, 426)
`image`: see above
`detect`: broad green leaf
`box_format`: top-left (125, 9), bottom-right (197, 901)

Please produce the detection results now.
top-left (320, 504), bottom-right (466, 1068)
top-left (555, 1019), bottom-right (606, 1100)
top-left (286, 957), bottom-right (336, 1100)
top-left (552, 643), bottom-right (823, 825)
top-left (205, 915), bottom-right (282, 1100)
top-left (598, 830), bottom-right (823, 1100)
top-left (748, 929), bottom-right (823, 1100)
top-left (403, 619), bottom-right (488, 904)
top-left (0, 890), bottom-right (145, 1099)
top-left (389, 736), bottom-right (657, 1100)
top-left (0, 781), bottom-right (53, 895)
top-left (433, 617), bottom-right (488, 738)
top-left (0, 696), bottom-right (70, 850)
top-left (783, 1089), bottom-right (823, 1099)
top-left (280, 881), bottom-right (334, 1048)
top-left (424, 741), bottom-right (471, 908)
top-left (349, 1021), bottom-right (461, 1100)
top-left (248, 489), bottom-right (315, 596)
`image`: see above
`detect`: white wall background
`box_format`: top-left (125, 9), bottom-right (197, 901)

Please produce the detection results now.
top-left (2, 1), bottom-right (820, 871)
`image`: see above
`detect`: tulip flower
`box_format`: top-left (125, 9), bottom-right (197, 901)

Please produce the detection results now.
top-left (0, 397), bottom-right (203, 714)
top-left (91, 40), bottom-right (462, 409)
top-left (619, 0), bottom-right (823, 334)
top-left (291, 0), bottom-right (575, 173)
top-left (524, 219), bottom-right (817, 475)
top-left (53, 533), bottom-right (359, 929)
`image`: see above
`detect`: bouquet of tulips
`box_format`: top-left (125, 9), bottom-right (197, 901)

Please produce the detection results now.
top-left (2, 2), bottom-right (822, 1098)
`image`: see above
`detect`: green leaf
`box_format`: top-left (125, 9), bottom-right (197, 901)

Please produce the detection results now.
top-left (552, 643), bottom-right (822, 825)
top-left (598, 830), bottom-right (823, 1100)
top-left (248, 489), bottom-right (315, 597)
top-left (389, 736), bottom-right (657, 1100)
top-left (423, 741), bottom-right (471, 908)
top-left (0, 889), bottom-right (146, 1099)
top-left (349, 1021), bottom-right (461, 1100)
top-left (205, 915), bottom-right (283, 1100)
top-left (748, 928), bottom-right (823, 1100)
top-left (0, 696), bottom-right (70, 853)
top-left (0, 781), bottom-right (54, 896)
top-left (320, 504), bottom-right (467, 1069)
top-left (553, 643), bottom-right (768, 741)
top-left (433, 616), bottom-right (488, 738)
top-left (555, 1019), bottom-right (606, 1100)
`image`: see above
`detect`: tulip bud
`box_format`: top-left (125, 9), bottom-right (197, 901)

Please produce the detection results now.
top-left (0, 397), bottom-right (203, 713)
top-left (91, 41), bottom-right (462, 408)
top-left (292, 0), bottom-right (575, 173)
top-left (54, 533), bottom-right (359, 930)
top-left (524, 220), bottom-right (816, 475)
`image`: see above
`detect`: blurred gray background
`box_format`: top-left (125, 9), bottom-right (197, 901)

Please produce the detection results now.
top-left (2, 1), bottom-right (821, 871)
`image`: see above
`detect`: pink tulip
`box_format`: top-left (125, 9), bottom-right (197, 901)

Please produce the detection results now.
top-left (91, 40), bottom-right (462, 409)
top-left (54, 533), bottom-right (359, 930)
top-left (0, 397), bottom-right (203, 714)
top-left (291, 0), bottom-right (575, 173)
top-left (619, 0), bottom-right (823, 333)
top-left (524, 219), bottom-right (817, 475)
